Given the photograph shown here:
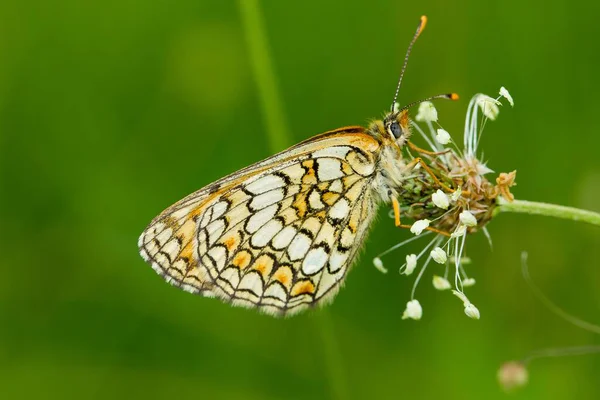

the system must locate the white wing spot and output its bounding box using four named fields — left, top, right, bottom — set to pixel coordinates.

left=171, top=206, right=193, bottom=221
left=206, top=219, right=226, bottom=246
left=316, top=158, right=345, bottom=181
left=251, top=218, right=283, bottom=248
left=238, top=272, right=264, bottom=296
left=220, top=267, right=240, bottom=288
left=280, top=164, right=306, bottom=184
left=272, top=226, right=297, bottom=250
left=329, top=198, right=350, bottom=220
left=309, top=189, right=325, bottom=210
left=199, top=209, right=212, bottom=228
left=246, top=204, right=279, bottom=234
left=288, top=232, right=312, bottom=261
left=302, top=247, right=328, bottom=275
left=211, top=201, right=229, bottom=220
left=162, top=238, right=181, bottom=260
left=264, top=283, right=287, bottom=302
left=329, top=179, right=343, bottom=193
left=208, top=246, right=227, bottom=271
left=245, top=174, right=285, bottom=195
left=249, top=188, right=284, bottom=210
left=340, top=228, right=355, bottom=248
left=155, top=228, right=172, bottom=246
left=328, top=250, right=349, bottom=273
